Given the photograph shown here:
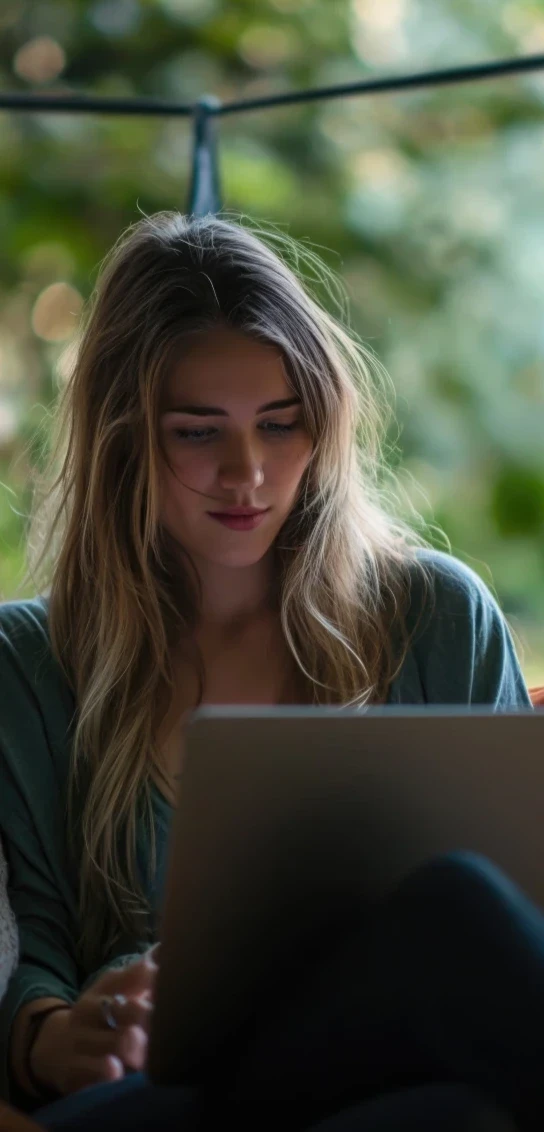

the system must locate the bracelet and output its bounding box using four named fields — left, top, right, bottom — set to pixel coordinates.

left=23, top=1003, right=71, bottom=1101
